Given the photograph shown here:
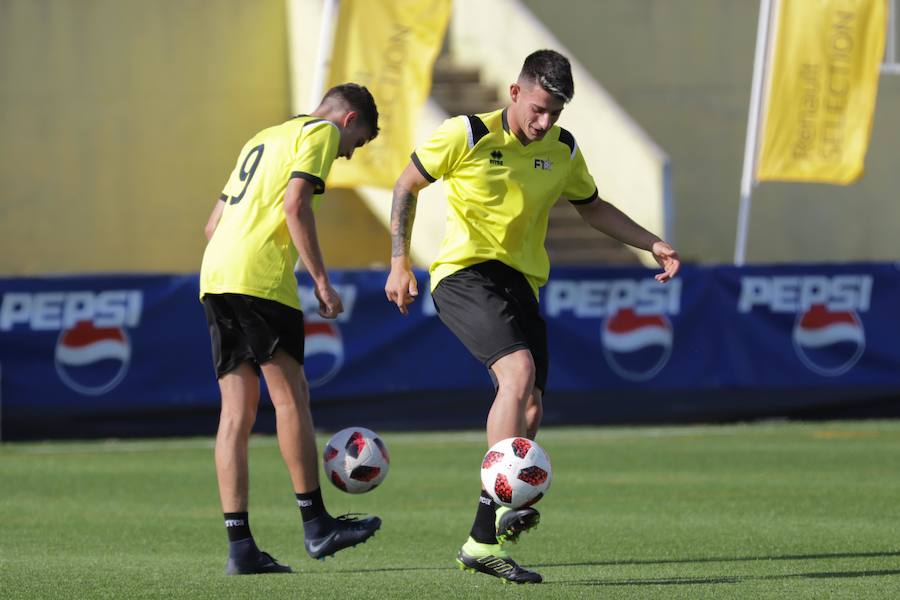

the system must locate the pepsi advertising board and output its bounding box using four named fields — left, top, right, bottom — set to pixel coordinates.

left=1, top=263, right=899, bottom=440
left=540, top=265, right=900, bottom=390
left=0, top=274, right=214, bottom=437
